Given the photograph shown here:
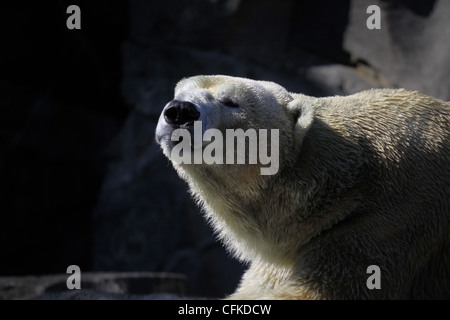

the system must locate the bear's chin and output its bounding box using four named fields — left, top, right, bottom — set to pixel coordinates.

left=174, top=162, right=266, bottom=185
